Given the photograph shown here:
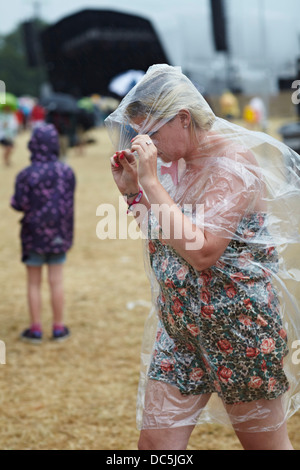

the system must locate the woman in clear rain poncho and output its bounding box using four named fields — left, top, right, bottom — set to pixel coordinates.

left=105, top=64, right=300, bottom=450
